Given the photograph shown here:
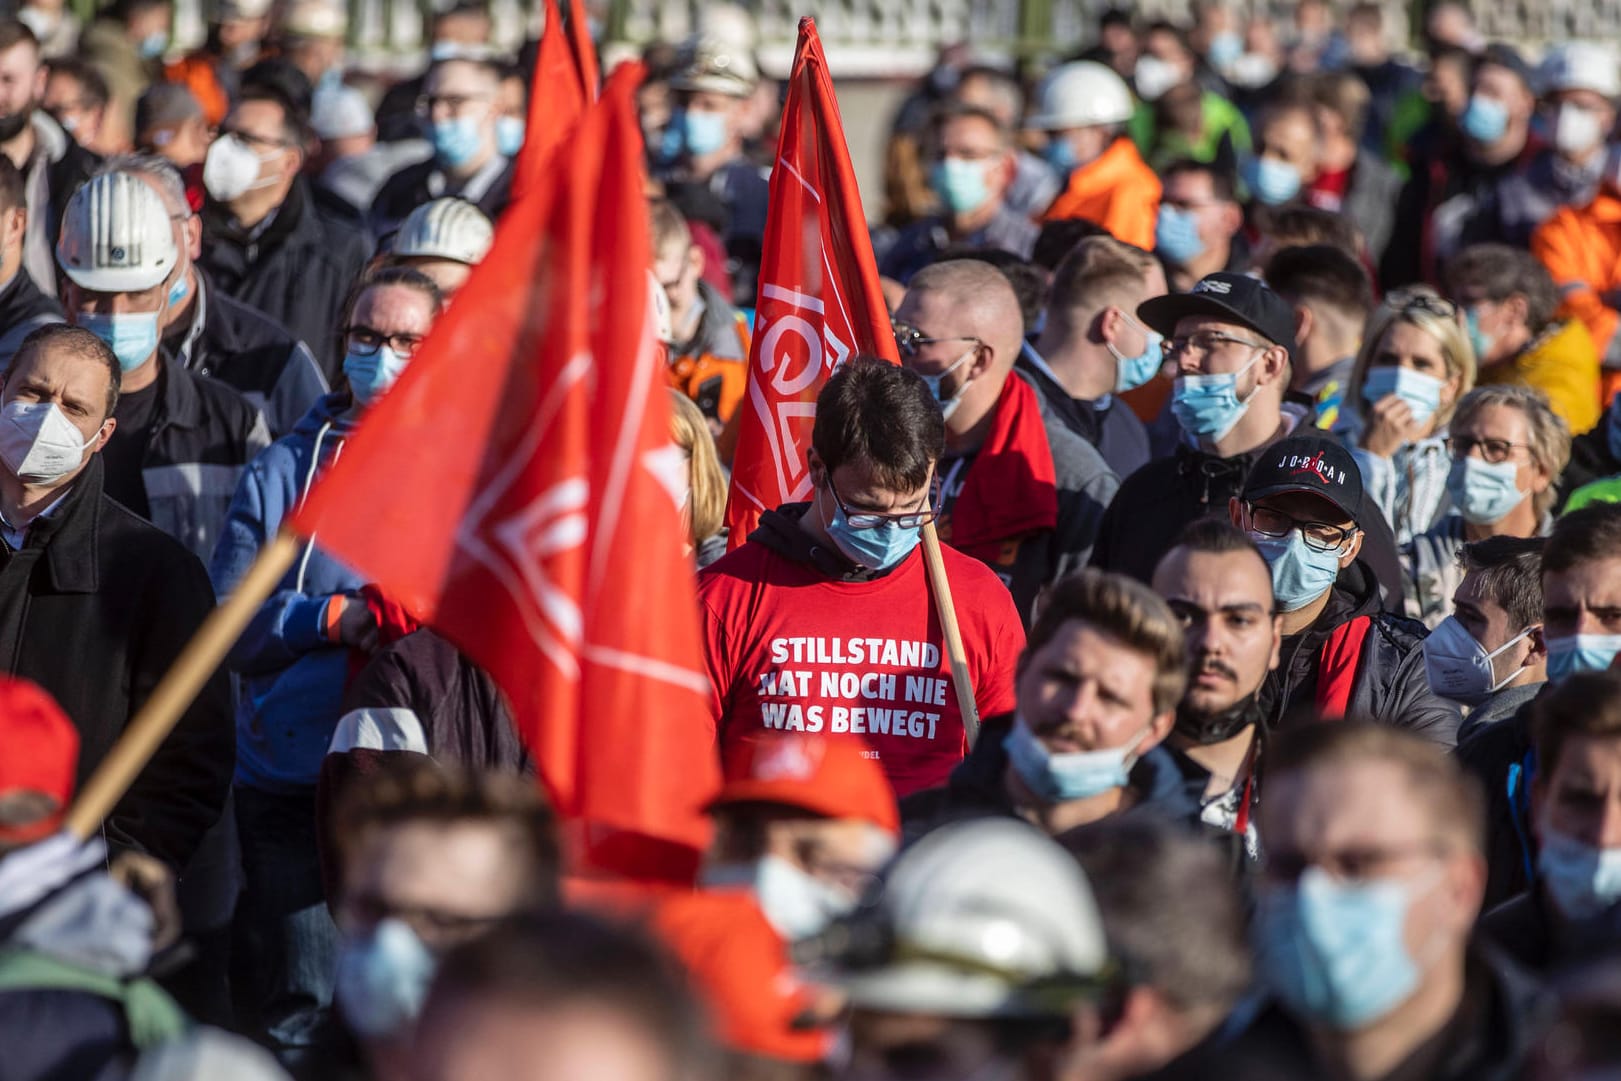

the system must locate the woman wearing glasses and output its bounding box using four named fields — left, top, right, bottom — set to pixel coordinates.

left=1341, top=288, right=1477, bottom=545
left=208, top=265, right=444, bottom=1053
